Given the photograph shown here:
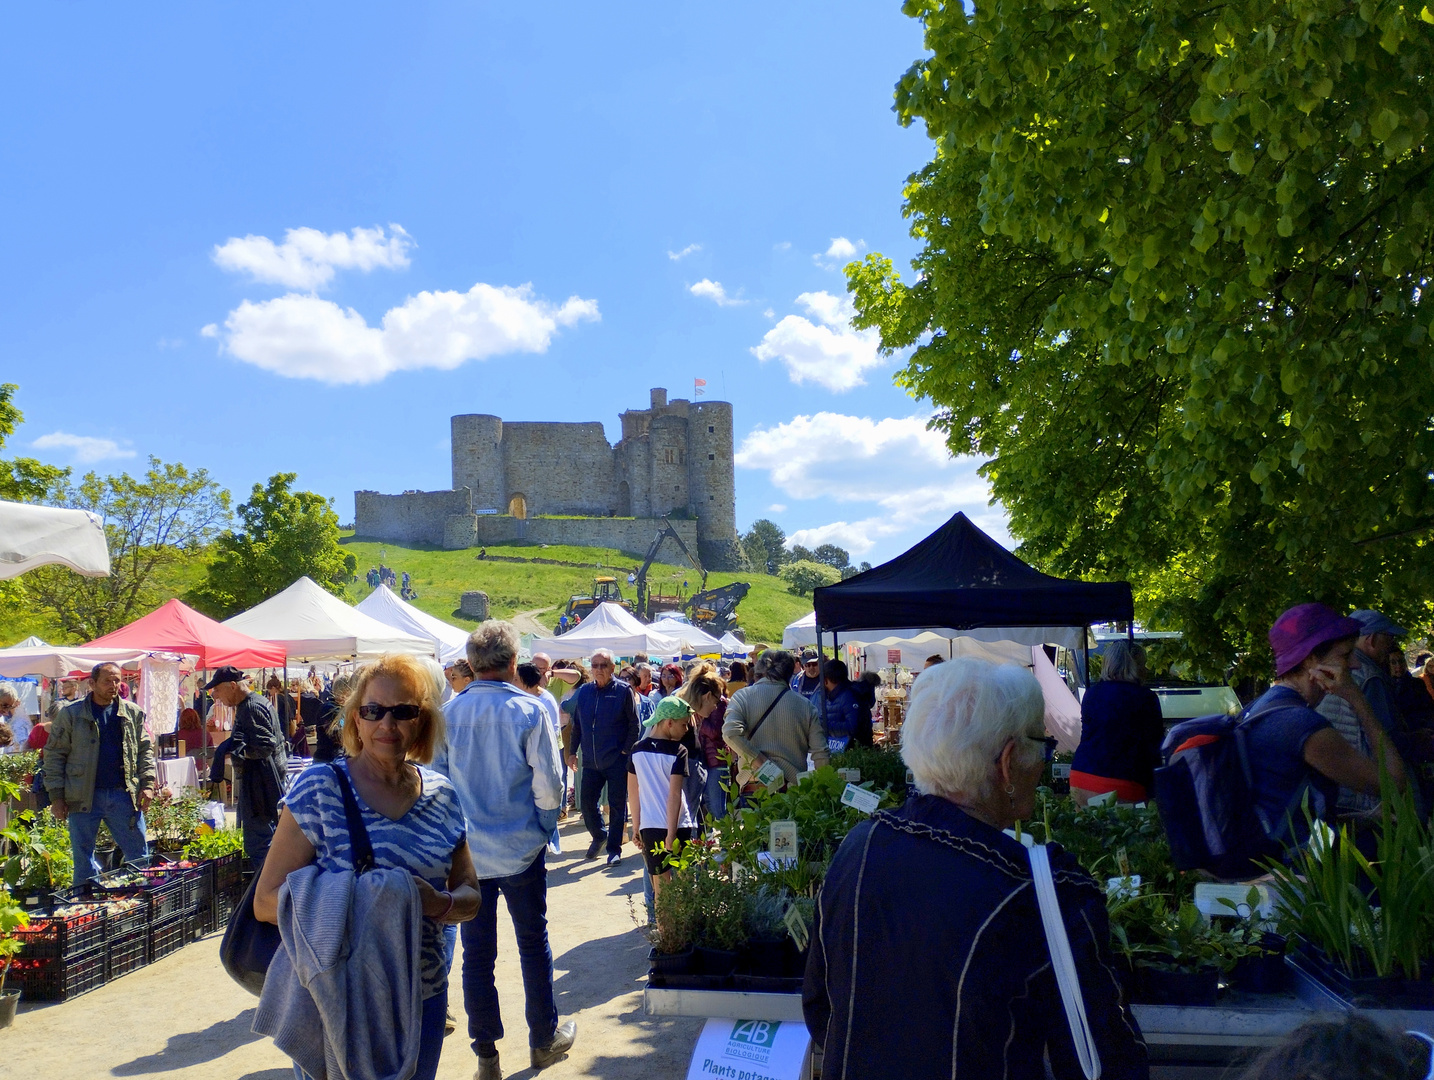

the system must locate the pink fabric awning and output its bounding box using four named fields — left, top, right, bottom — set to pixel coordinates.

left=86, top=598, right=287, bottom=669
